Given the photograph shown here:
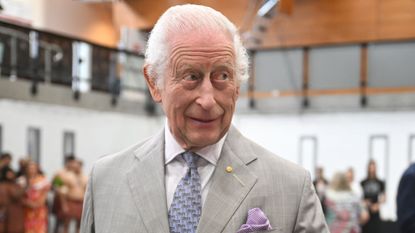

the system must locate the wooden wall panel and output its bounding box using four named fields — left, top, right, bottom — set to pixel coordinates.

left=40, top=0, right=119, bottom=47
left=119, top=0, right=415, bottom=49
left=378, top=0, right=415, bottom=40
left=251, top=0, right=415, bottom=49
left=124, top=0, right=253, bottom=30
